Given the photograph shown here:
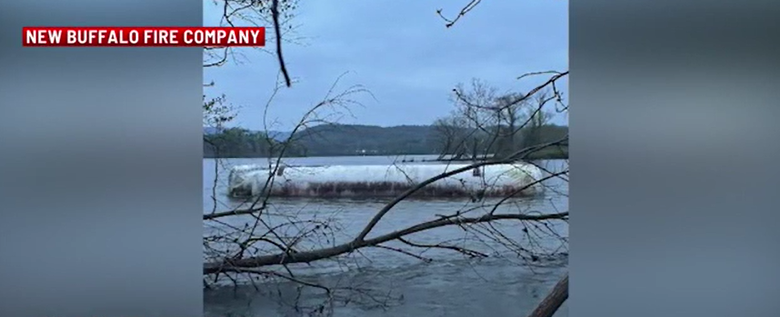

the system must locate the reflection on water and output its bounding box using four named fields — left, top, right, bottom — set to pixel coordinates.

left=203, top=155, right=568, bottom=317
